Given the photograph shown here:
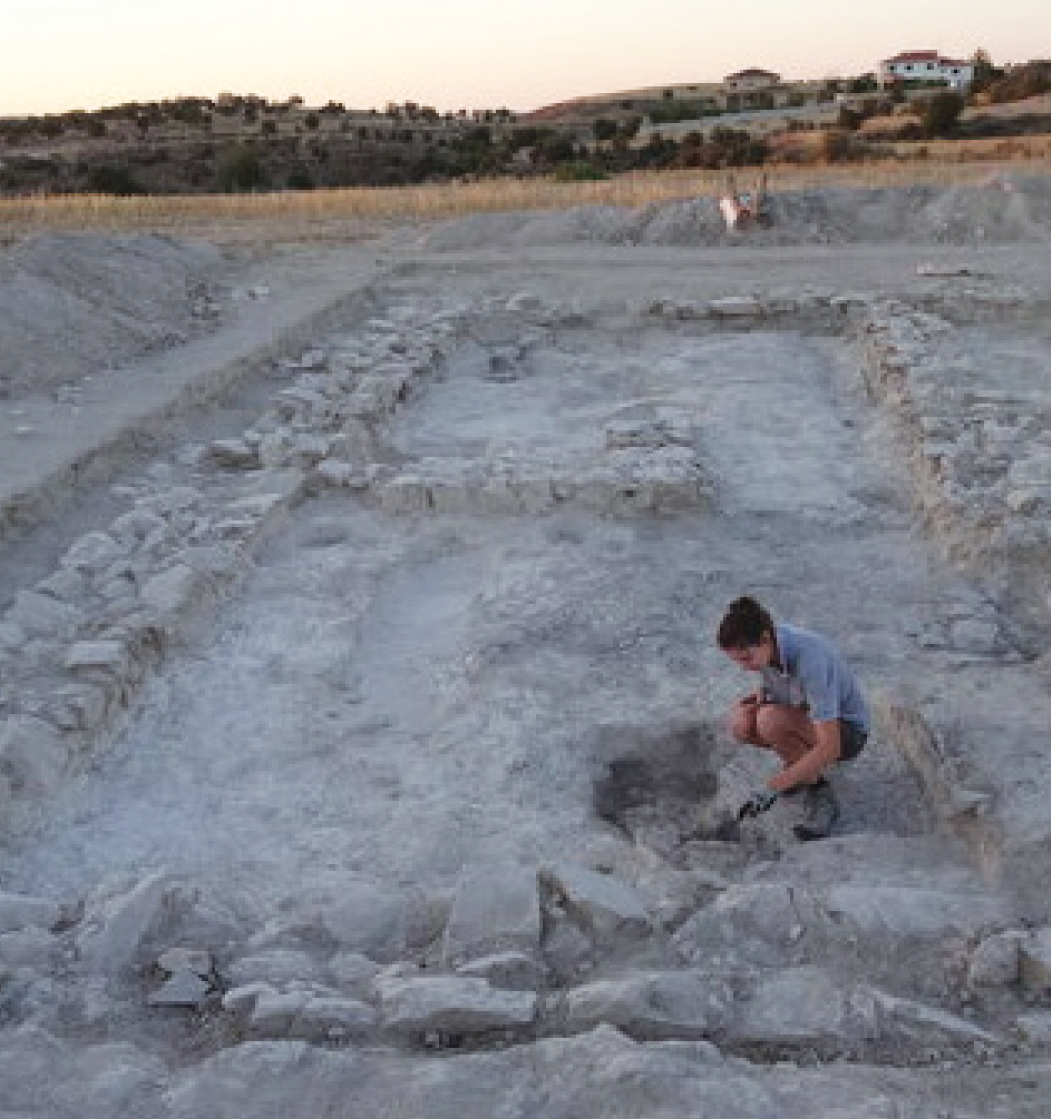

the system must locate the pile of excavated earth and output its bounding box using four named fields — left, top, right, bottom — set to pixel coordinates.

left=1, top=175, right=1051, bottom=1116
